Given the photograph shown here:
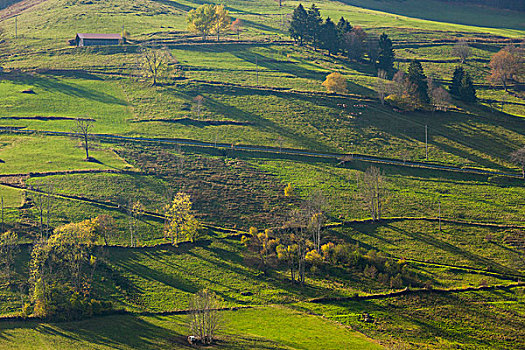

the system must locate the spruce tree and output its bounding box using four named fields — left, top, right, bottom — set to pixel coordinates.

left=289, top=4, right=308, bottom=45
left=377, top=32, right=394, bottom=73
left=450, top=66, right=464, bottom=97
left=459, top=72, right=477, bottom=102
left=336, top=17, right=352, bottom=55
left=320, top=17, right=338, bottom=56
left=407, top=60, right=430, bottom=104
left=306, top=4, right=322, bottom=49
